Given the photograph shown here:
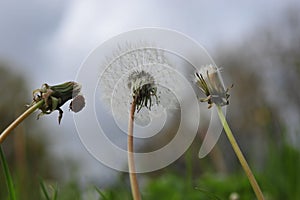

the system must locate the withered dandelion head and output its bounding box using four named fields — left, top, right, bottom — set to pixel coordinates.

left=31, top=81, right=85, bottom=124
left=194, top=64, right=231, bottom=108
